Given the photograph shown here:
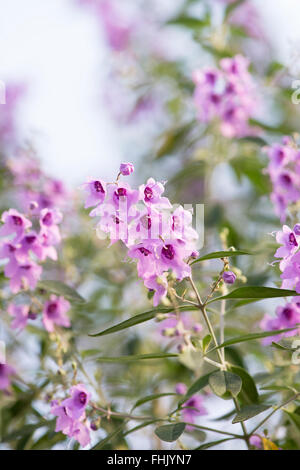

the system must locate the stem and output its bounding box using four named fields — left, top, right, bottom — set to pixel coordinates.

left=182, top=422, right=242, bottom=438
left=188, top=276, right=224, bottom=366
left=220, top=299, right=226, bottom=362
left=188, top=274, right=251, bottom=449
left=250, top=392, right=300, bottom=436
